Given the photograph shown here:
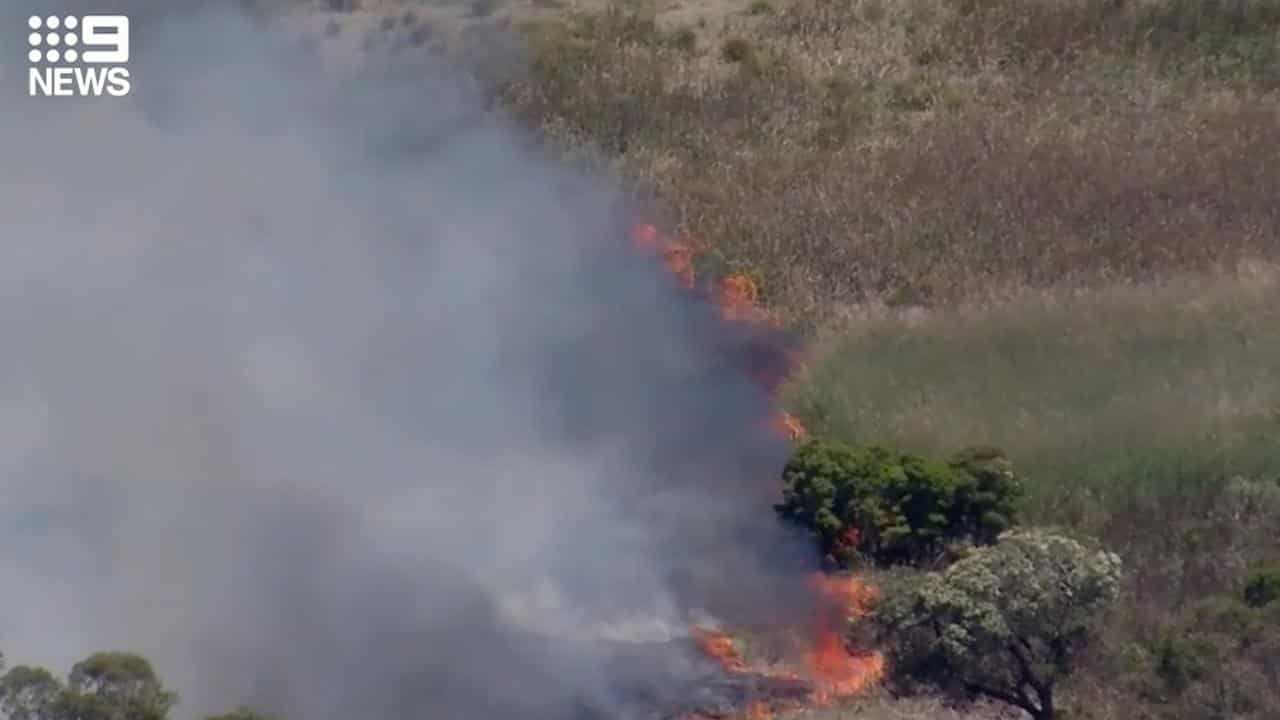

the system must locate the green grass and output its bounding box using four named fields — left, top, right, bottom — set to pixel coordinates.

left=783, top=270, right=1280, bottom=717
left=784, top=270, right=1280, bottom=534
